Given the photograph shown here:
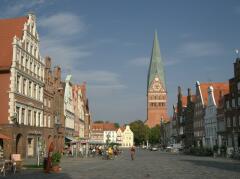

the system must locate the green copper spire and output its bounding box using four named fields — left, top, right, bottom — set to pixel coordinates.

left=147, top=30, right=166, bottom=90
